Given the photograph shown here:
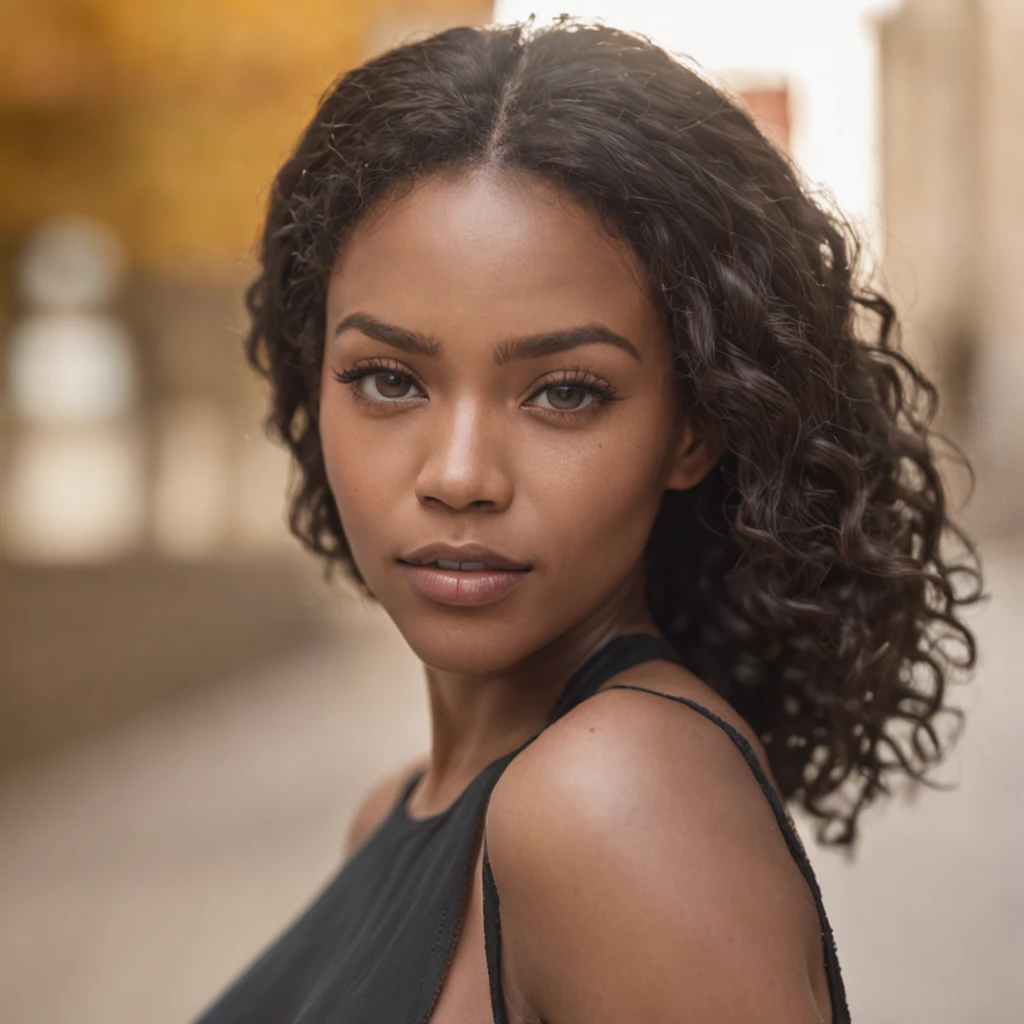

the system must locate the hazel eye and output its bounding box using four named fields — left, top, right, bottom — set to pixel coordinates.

left=362, top=371, right=423, bottom=401
left=532, top=384, right=595, bottom=412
